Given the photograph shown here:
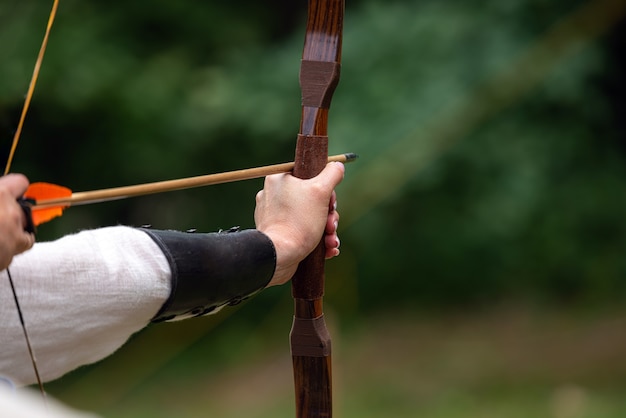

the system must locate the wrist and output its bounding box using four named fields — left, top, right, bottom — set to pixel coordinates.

left=260, top=228, right=305, bottom=287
